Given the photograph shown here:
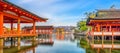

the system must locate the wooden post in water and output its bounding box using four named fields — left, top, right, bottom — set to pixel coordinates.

left=97, top=48, right=100, bottom=53
left=17, top=37, right=21, bottom=50
left=0, top=38, right=3, bottom=53
left=33, top=48, right=35, bottom=53
left=109, top=48, right=111, bottom=53
left=11, top=37, right=14, bottom=47
left=17, top=18, right=21, bottom=50
left=32, top=36, right=36, bottom=46
left=10, top=21, right=15, bottom=47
